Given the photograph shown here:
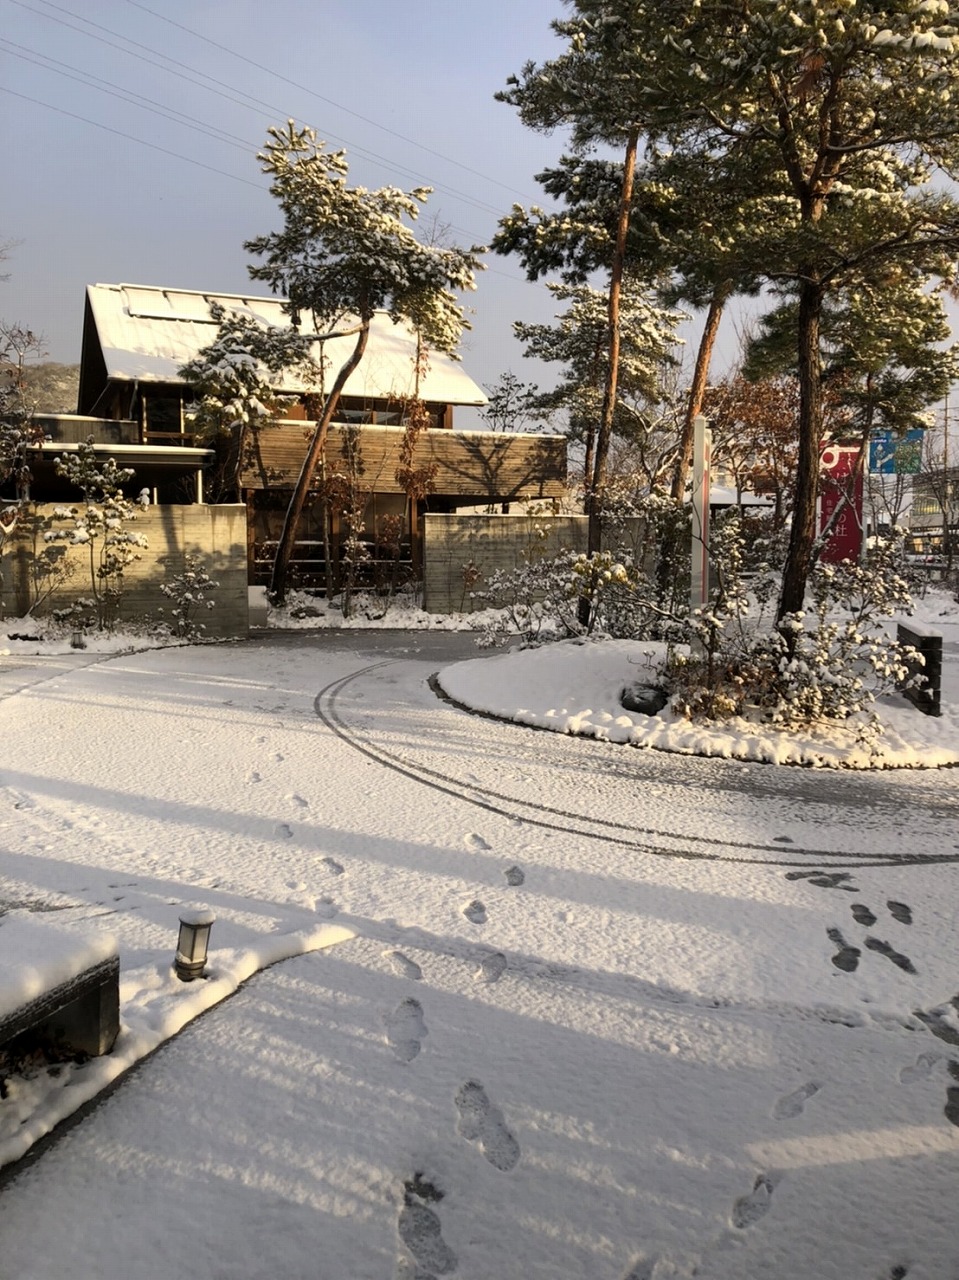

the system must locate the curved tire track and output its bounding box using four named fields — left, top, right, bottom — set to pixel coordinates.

left=314, top=662, right=959, bottom=870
